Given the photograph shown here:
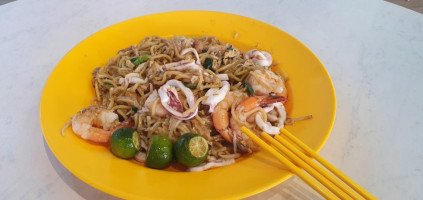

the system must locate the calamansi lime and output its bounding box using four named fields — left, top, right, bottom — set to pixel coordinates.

left=110, top=127, right=139, bottom=159
left=175, top=133, right=209, bottom=167
left=145, top=135, right=173, bottom=169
